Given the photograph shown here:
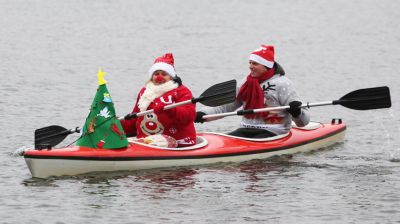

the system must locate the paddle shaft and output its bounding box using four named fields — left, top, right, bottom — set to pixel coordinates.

left=64, top=127, right=81, bottom=135
left=202, top=86, right=391, bottom=120
left=203, top=100, right=343, bottom=119
left=124, top=80, right=236, bottom=119
left=125, top=87, right=231, bottom=118
left=127, top=99, right=195, bottom=119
